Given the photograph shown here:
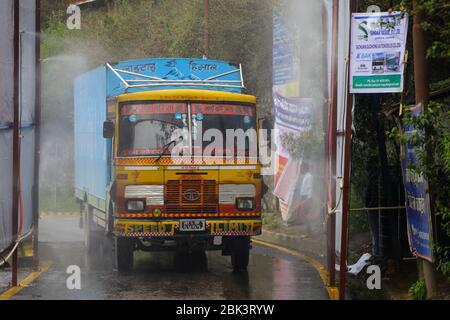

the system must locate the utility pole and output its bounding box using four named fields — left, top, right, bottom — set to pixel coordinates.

left=338, top=0, right=358, bottom=300
left=327, top=0, right=339, bottom=288
left=203, top=0, right=209, bottom=58
left=412, top=0, right=437, bottom=299
left=12, top=0, right=21, bottom=287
